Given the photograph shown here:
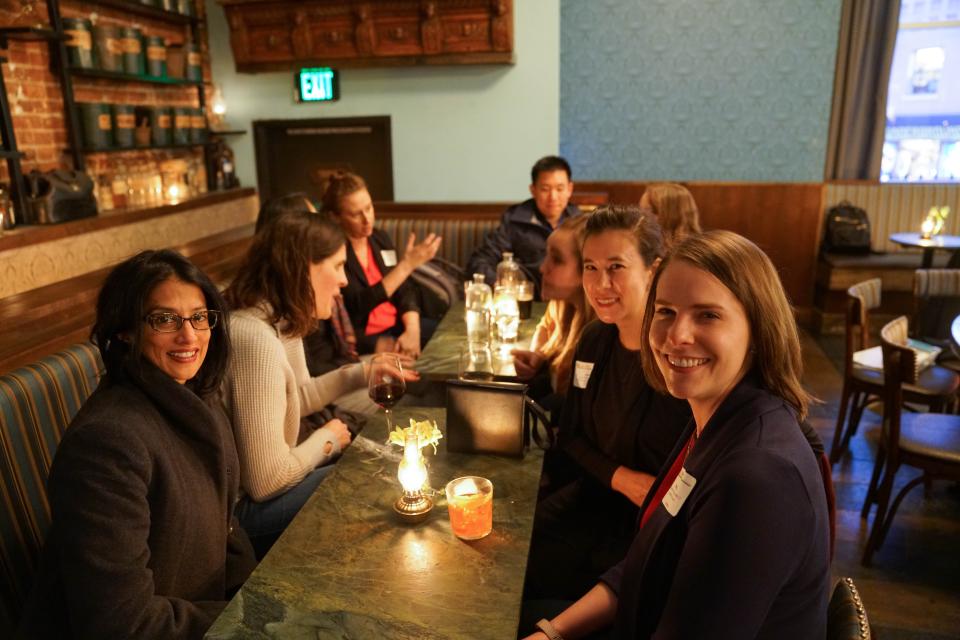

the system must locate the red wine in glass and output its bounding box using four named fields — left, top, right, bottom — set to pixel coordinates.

left=370, top=382, right=405, bottom=408
left=368, top=354, right=406, bottom=433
